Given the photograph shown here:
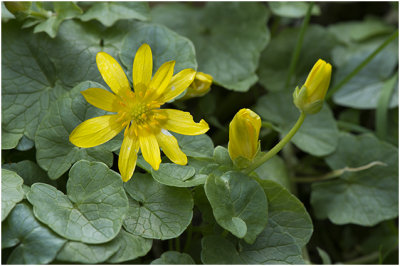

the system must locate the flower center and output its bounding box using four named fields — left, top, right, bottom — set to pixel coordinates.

left=131, top=102, right=148, bottom=125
